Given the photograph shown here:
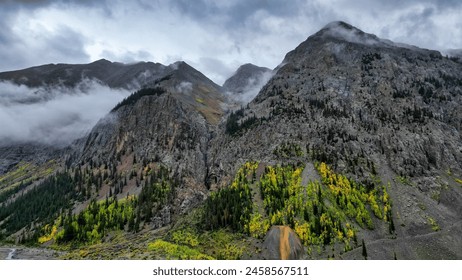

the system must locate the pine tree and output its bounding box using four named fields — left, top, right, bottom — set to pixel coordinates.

left=389, top=214, right=395, bottom=234
left=362, top=239, right=368, bottom=260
